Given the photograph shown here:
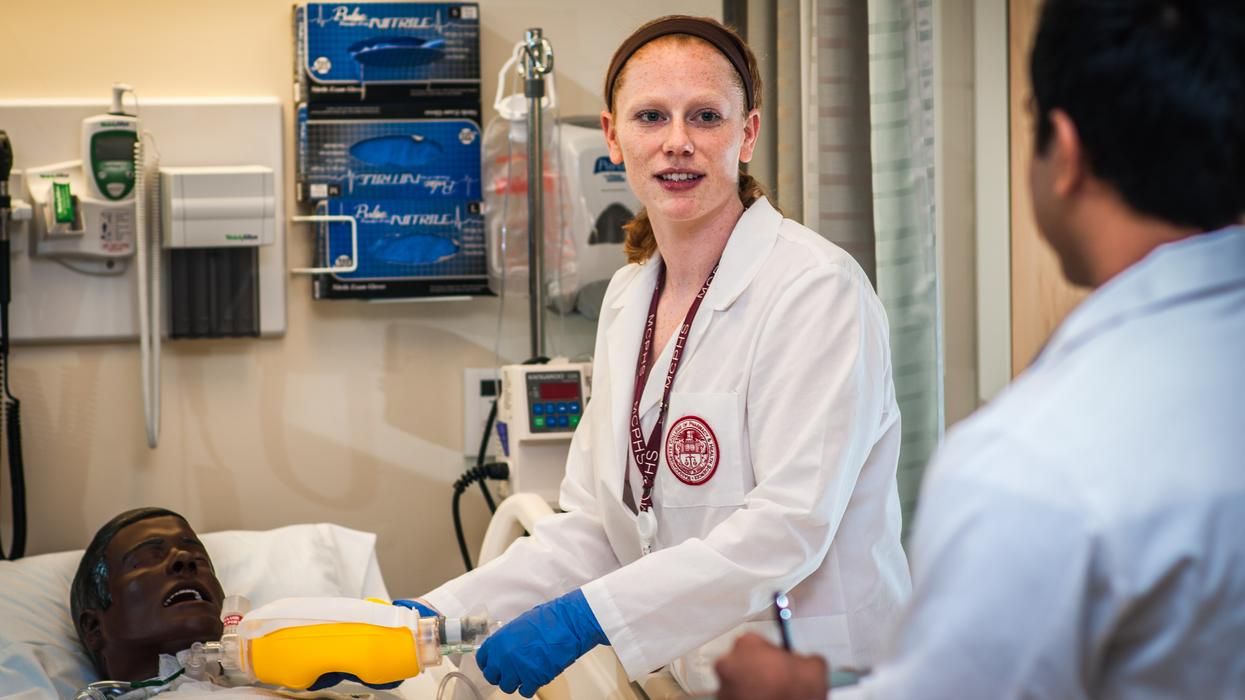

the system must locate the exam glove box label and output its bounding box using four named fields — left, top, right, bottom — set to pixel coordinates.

left=297, top=108, right=482, bottom=201
left=312, top=197, right=490, bottom=300
left=295, top=2, right=480, bottom=88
